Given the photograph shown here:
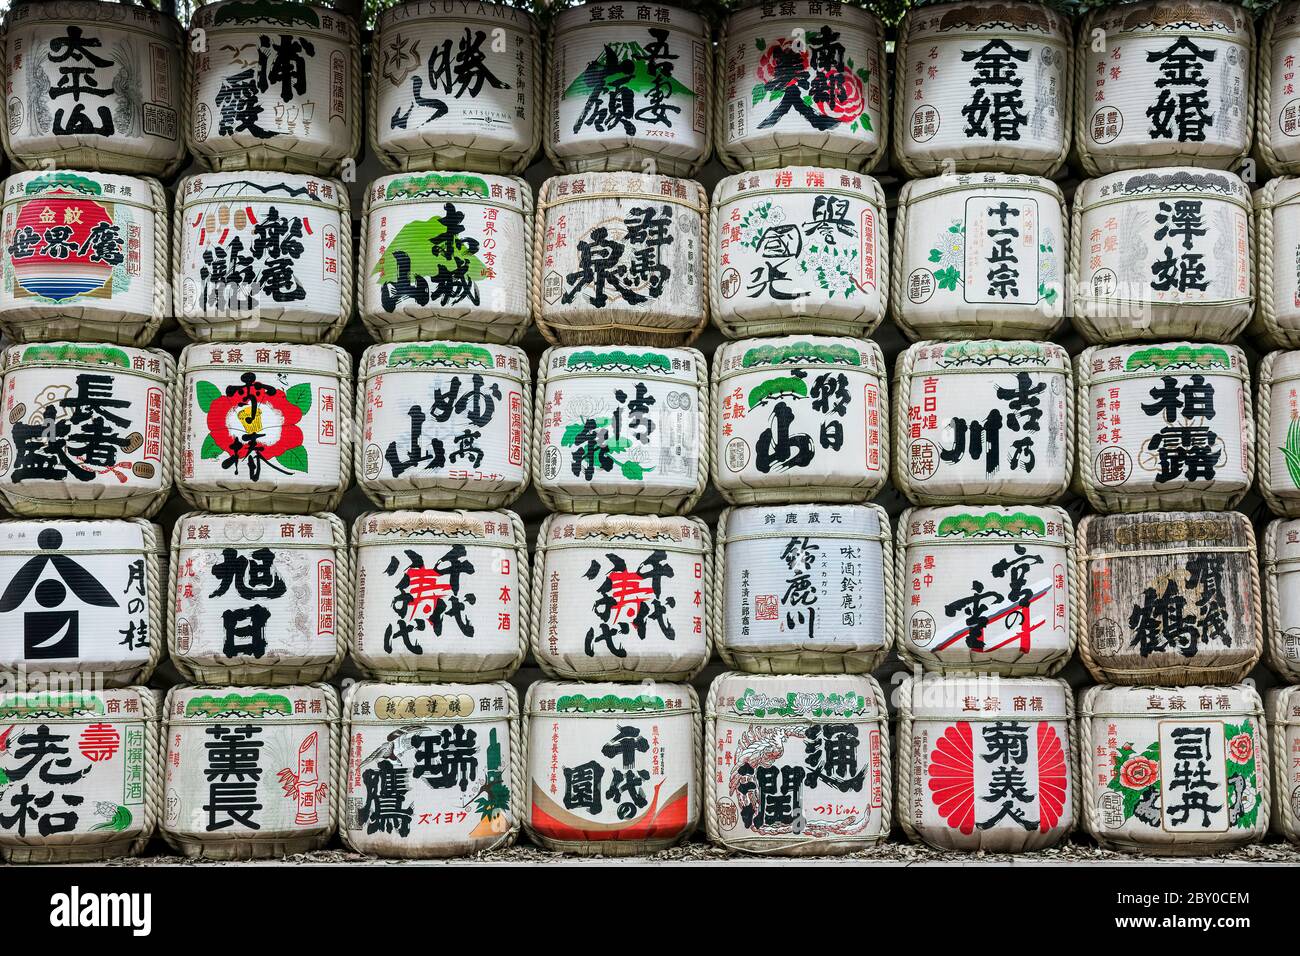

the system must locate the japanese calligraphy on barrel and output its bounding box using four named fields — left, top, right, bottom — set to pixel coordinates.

left=1262, top=518, right=1300, bottom=682
left=1257, top=349, right=1300, bottom=516
left=1260, top=3, right=1300, bottom=176
left=1267, top=687, right=1300, bottom=843
left=1251, top=177, right=1300, bottom=349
